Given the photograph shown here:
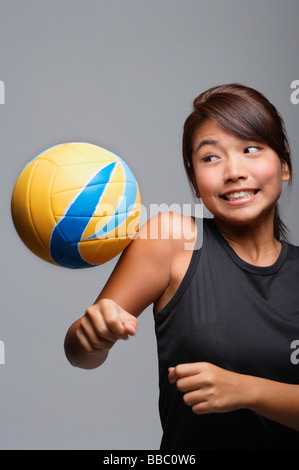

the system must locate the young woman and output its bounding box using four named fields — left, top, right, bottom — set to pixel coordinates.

left=64, top=84, right=299, bottom=450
